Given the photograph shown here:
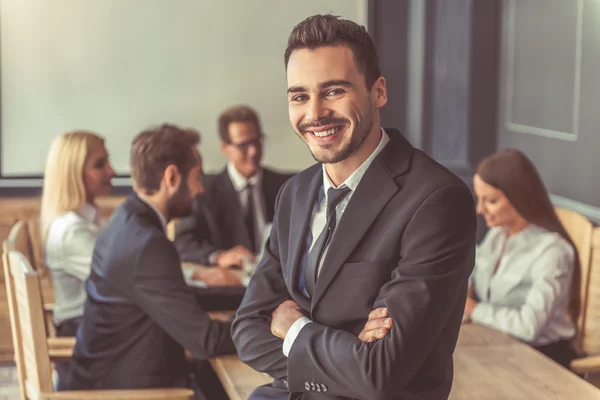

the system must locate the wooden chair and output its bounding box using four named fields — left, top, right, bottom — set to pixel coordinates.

left=0, top=217, right=18, bottom=362
left=4, top=245, right=194, bottom=400
left=570, top=227, right=600, bottom=375
left=27, top=217, right=56, bottom=306
left=8, top=220, right=56, bottom=338
left=7, top=221, right=36, bottom=268
left=3, top=239, right=77, bottom=399
left=2, top=240, right=27, bottom=400
left=555, top=207, right=595, bottom=357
